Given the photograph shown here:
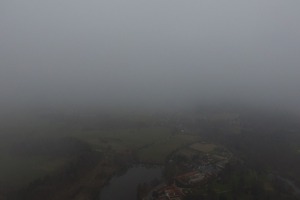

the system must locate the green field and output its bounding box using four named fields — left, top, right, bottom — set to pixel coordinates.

left=72, top=127, right=173, bottom=151
left=72, top=126, right=202, bottom=164
left=2, top=111, right=244, bottom=191
left=137, top=134, right=201, bottom=163
left=190, top=143, right=217, bottom=153
left=0, top=153, right=71, bottom=186
left=0, top=113, right=203, bottom=187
